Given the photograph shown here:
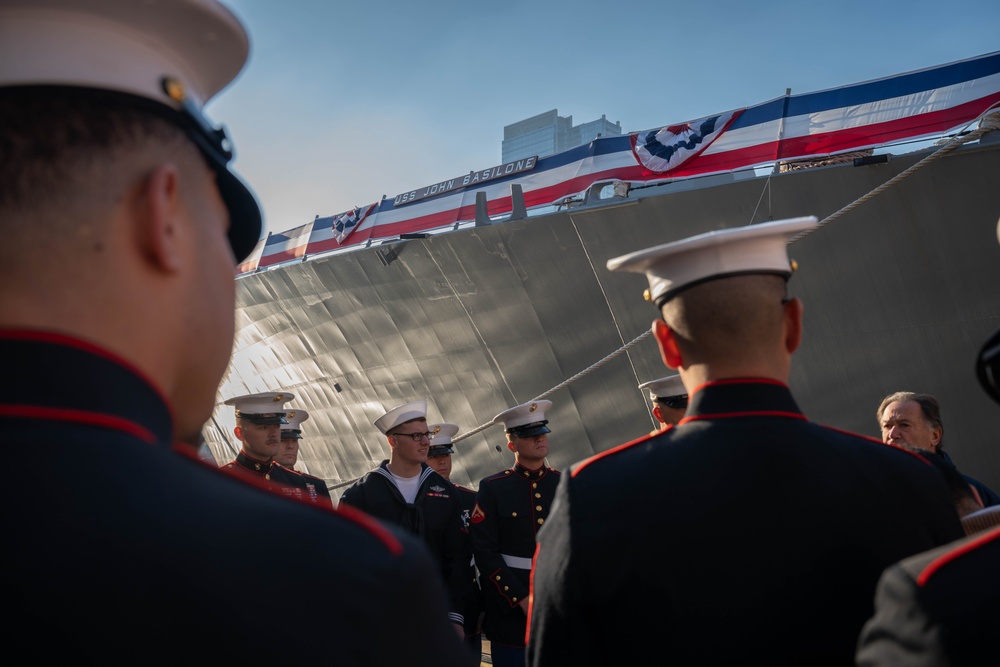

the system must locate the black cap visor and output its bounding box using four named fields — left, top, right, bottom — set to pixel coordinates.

left=508, top=421, right=551, bottom=439
left=169, top=86, right=262, bottom=263
left=239, top=413, right=287, bottom=426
